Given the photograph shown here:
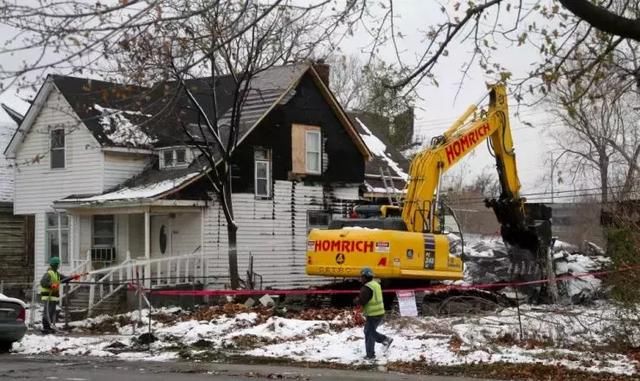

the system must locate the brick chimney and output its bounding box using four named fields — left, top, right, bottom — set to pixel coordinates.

left=313, top=59, right=330, bottom=88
